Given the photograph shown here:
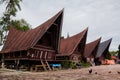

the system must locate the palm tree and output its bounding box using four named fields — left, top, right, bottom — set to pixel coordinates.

left=0, top=0, right=22, bottom=16
left=0, top=0, right=31, bottom=44
left=0, top=0, right=22, bottom=30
